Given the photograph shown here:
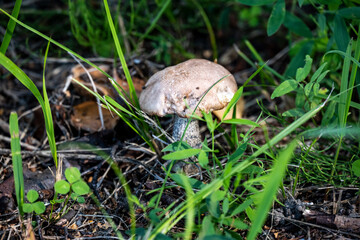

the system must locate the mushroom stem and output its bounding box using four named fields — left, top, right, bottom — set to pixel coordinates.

left=172, top=115, right=201, bottom=148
